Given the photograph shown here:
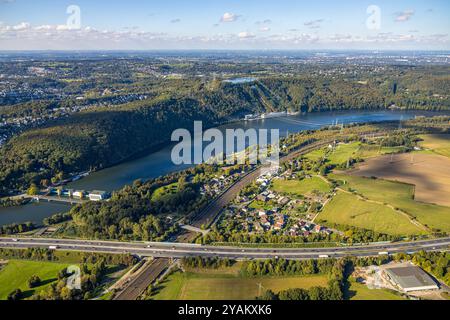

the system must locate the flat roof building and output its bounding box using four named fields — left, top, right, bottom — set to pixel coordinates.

left=88, top=190, right=108, bottom=202
left=383, top=263, right=439, bottom=292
